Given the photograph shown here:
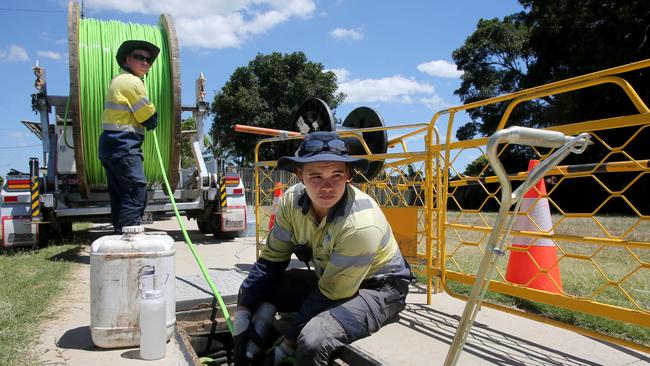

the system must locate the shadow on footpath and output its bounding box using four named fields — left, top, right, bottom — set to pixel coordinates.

left=396, top=290, right=650, bottom=365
